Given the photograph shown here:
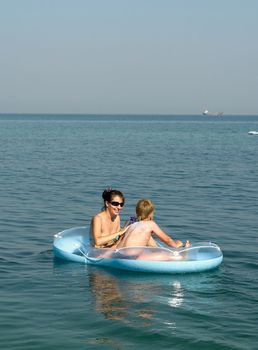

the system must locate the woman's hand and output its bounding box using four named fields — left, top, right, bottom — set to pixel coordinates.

left=123, top=221, right=130, bottom=228
left=119, top=226, right=129, bottom=236
left=112, top=226, right=129, bottom=246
